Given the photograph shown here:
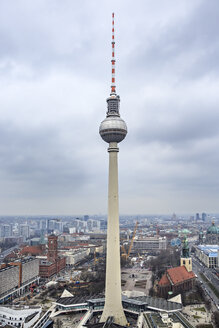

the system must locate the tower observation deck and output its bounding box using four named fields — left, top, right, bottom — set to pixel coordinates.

left=99, top=13, right=127, bottom=326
